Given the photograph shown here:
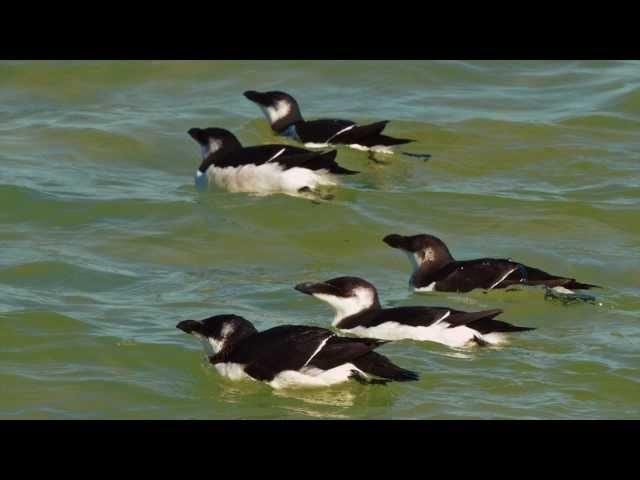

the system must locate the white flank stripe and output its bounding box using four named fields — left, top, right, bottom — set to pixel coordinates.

left=489, top=267, right=518, bottom=290
left=304, top=142, right=330, bottom=149
left=434, top=310, right=451, bottom=326
left=552, top=286, right=576, bottom=294
left=303, top=334, right=334, bottom=368
left=326, top=124, right=357, bottom=143
left=267, top=148, right=286, bottom=163
left=414, top=281, right=436, bottom=292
